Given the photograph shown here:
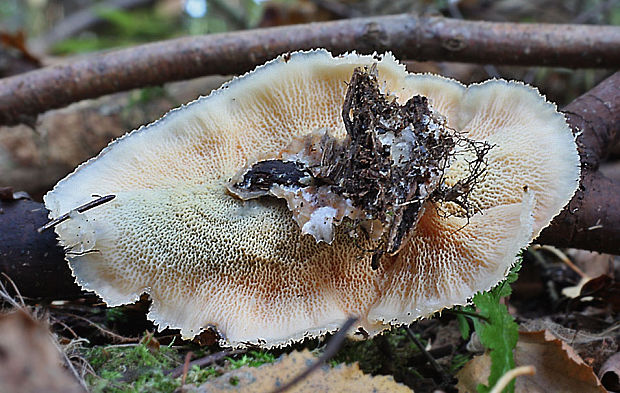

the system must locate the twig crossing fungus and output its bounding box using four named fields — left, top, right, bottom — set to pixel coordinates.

left=44, top=50, right=580, bottom=348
